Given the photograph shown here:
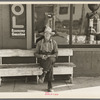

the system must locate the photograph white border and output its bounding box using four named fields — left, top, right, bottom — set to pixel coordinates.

left=0, top=1, right=100, bottom=98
